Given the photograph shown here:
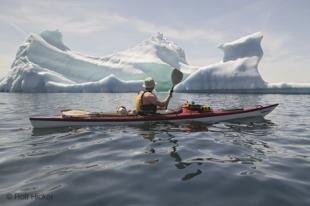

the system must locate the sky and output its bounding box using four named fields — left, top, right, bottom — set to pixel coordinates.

left=0, top=0, right=309, bottom=83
